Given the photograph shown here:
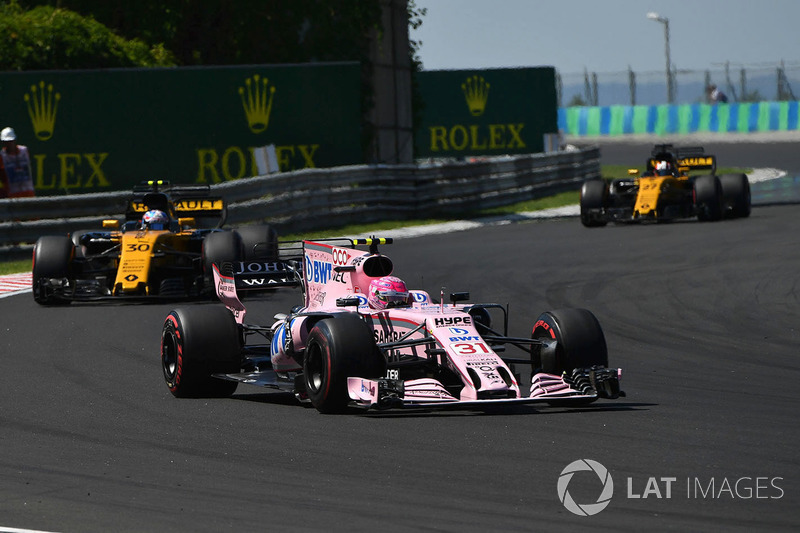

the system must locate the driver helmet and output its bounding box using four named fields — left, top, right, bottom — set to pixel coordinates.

left=142, top=209, right=169, bottom=230
left=367, top=276, right=410, bottom=310
left=655, top=160, right=672, bottom=176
